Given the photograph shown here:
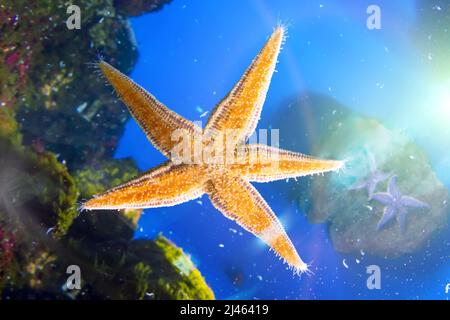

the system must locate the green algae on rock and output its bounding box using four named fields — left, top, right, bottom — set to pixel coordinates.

left=0, top=130, right=79, bottom=240
left=274, top=94, right=449, bottom=257
left=115, top=236, right=215, bottom=300
left=1, top=0, right=138, bottom=170
left=0, top=116, right=214, bottom=299
left=151, top=236, right=214, bottom=300
left=71, top=158, right=142, bottom=241
left=0, top=0, right=215, bottom=300
left=0, top=113, right=78, bottom=294
left=60, top=217, right=215, bottom=300
left=74, top=158, right=140, bottom=199
left=0, top=109, right=22, bottom=147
